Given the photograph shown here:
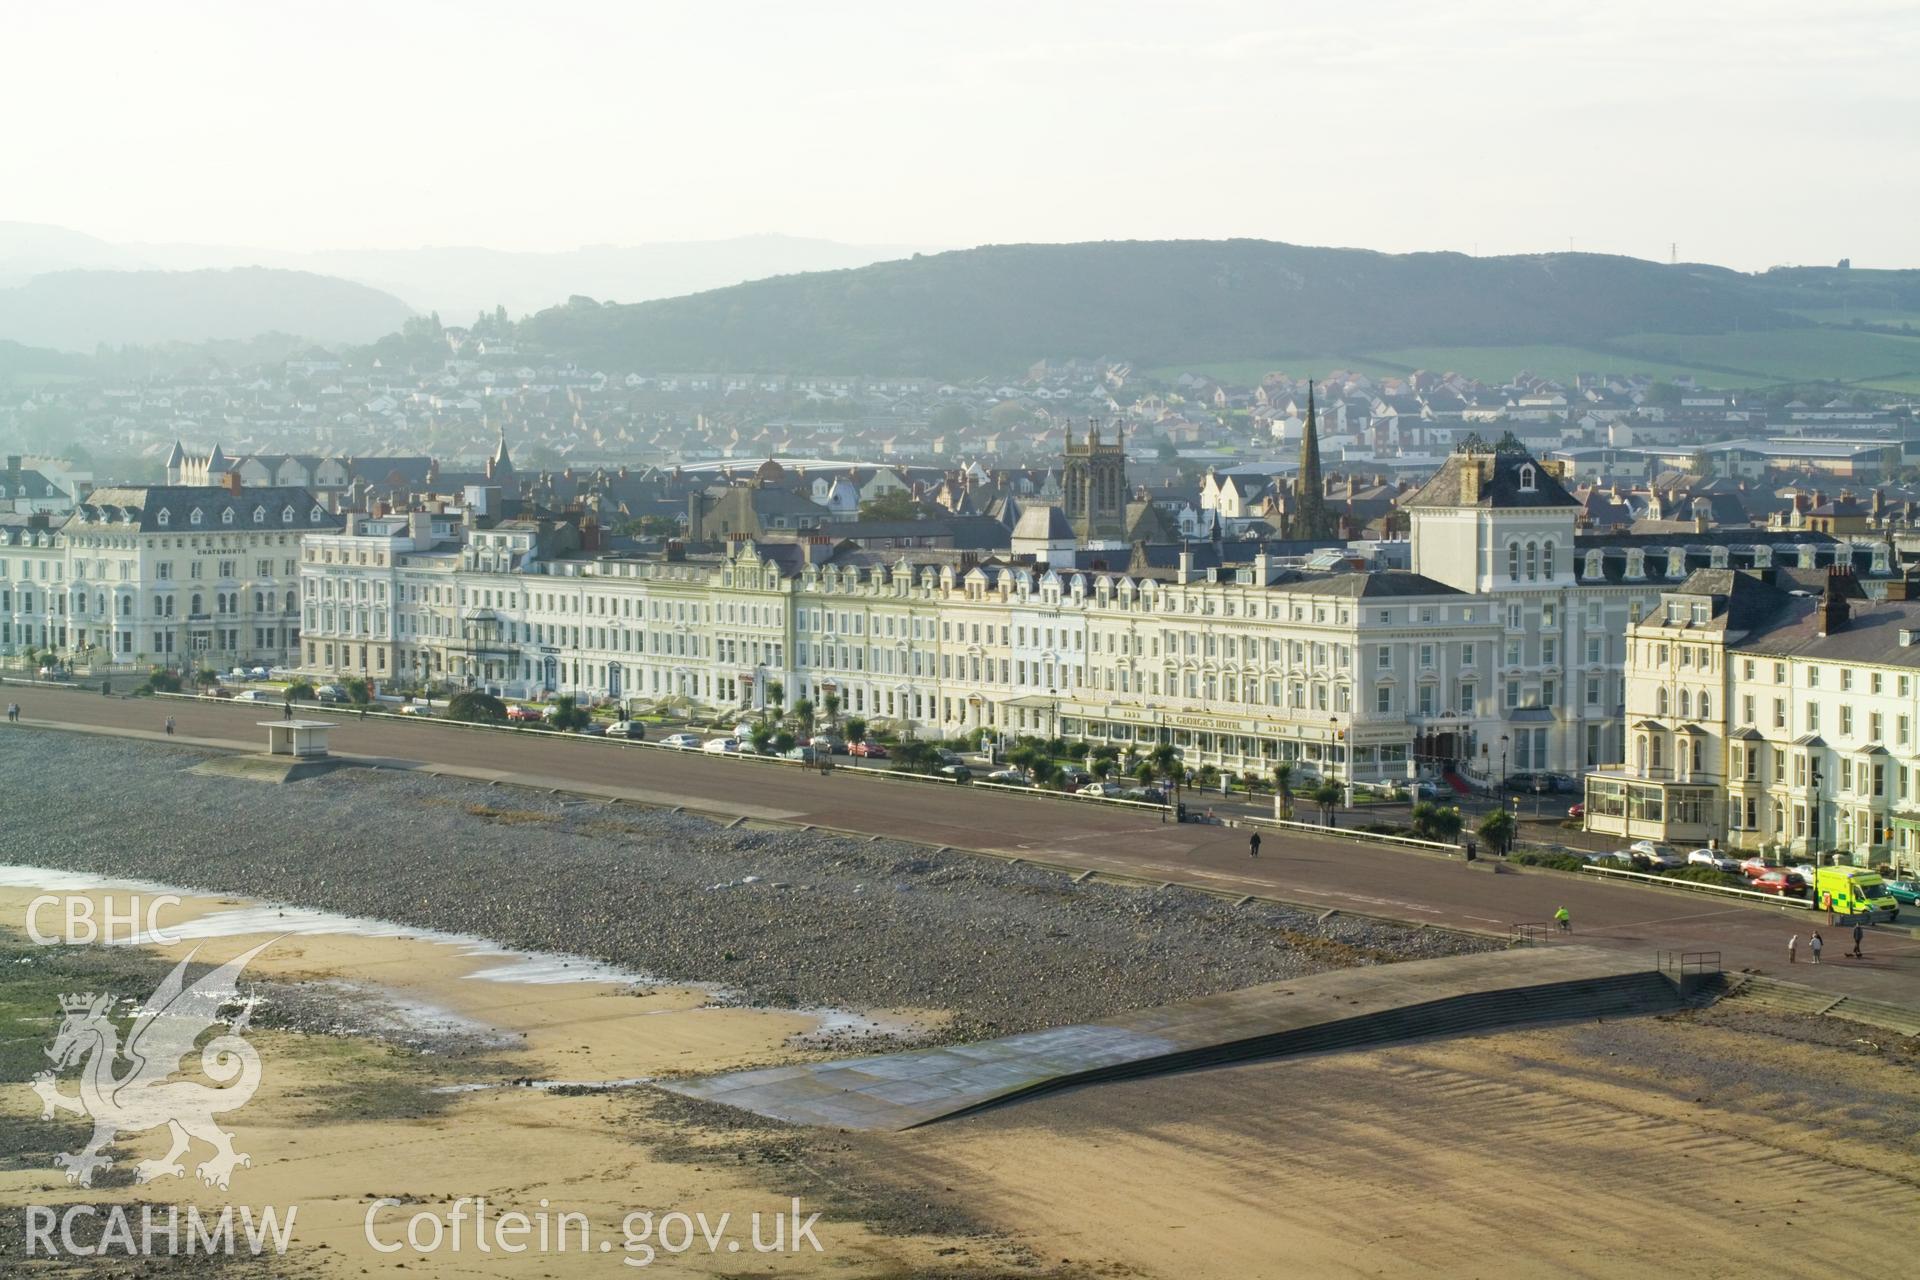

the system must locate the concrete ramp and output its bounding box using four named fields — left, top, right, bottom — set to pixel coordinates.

left=663, top=946, right=1677, bottom=1131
